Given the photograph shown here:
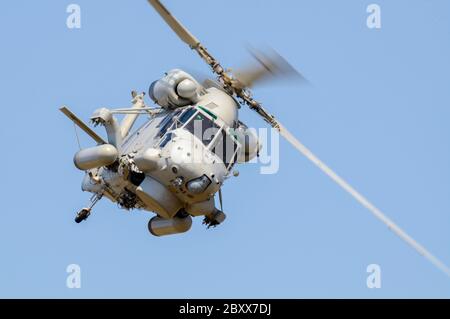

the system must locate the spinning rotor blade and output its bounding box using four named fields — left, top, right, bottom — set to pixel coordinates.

left=147, top=0, right=230, bottom=84
left=146, top=0, right=292, bottom=128
left=276, top=122, right=450, bottom=278
left=147, top=1, right=305, bottom=95
left=233, top=47, right=308, bottom=89
left=147, top=0, right=200, bottom=47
